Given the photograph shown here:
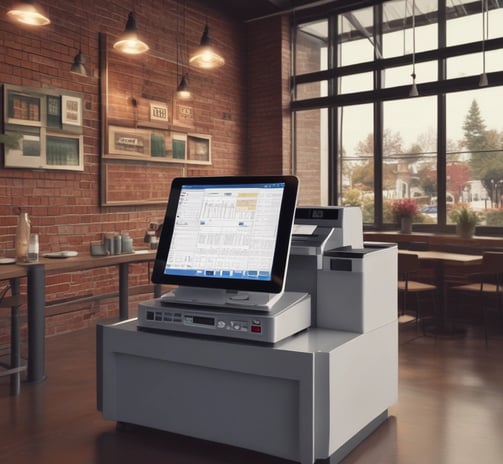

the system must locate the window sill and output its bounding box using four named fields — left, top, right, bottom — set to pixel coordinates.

left=364, top=231, right=503, bottom=253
